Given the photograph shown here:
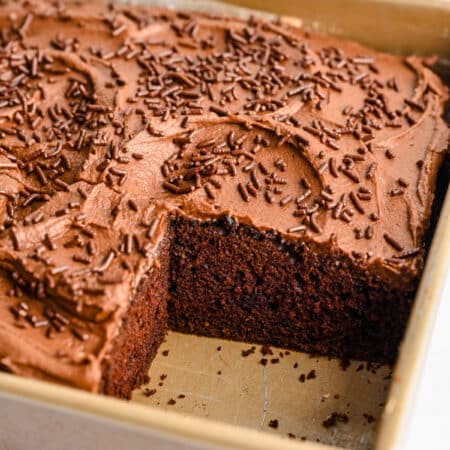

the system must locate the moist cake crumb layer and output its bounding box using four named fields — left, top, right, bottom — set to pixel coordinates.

left=0, top=0, right=448, bottom=398
left=168, top=216, right=415, bottom=363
